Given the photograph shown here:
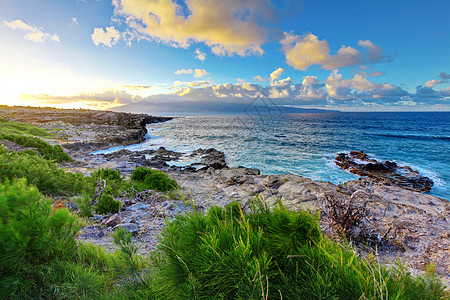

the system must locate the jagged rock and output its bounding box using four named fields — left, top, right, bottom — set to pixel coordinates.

left=126, top=203, right=149, bottom=211
left=114, top=223, right=140, bottom=235
left=262, top=175, right=282, bottom=188
left=335, top=151, right=433, bottom=192
left=216, top=167, right=260, bottom=186
left=103, top=214, right=122, bottom=227
left=160, top=201, right=191, bottom=216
